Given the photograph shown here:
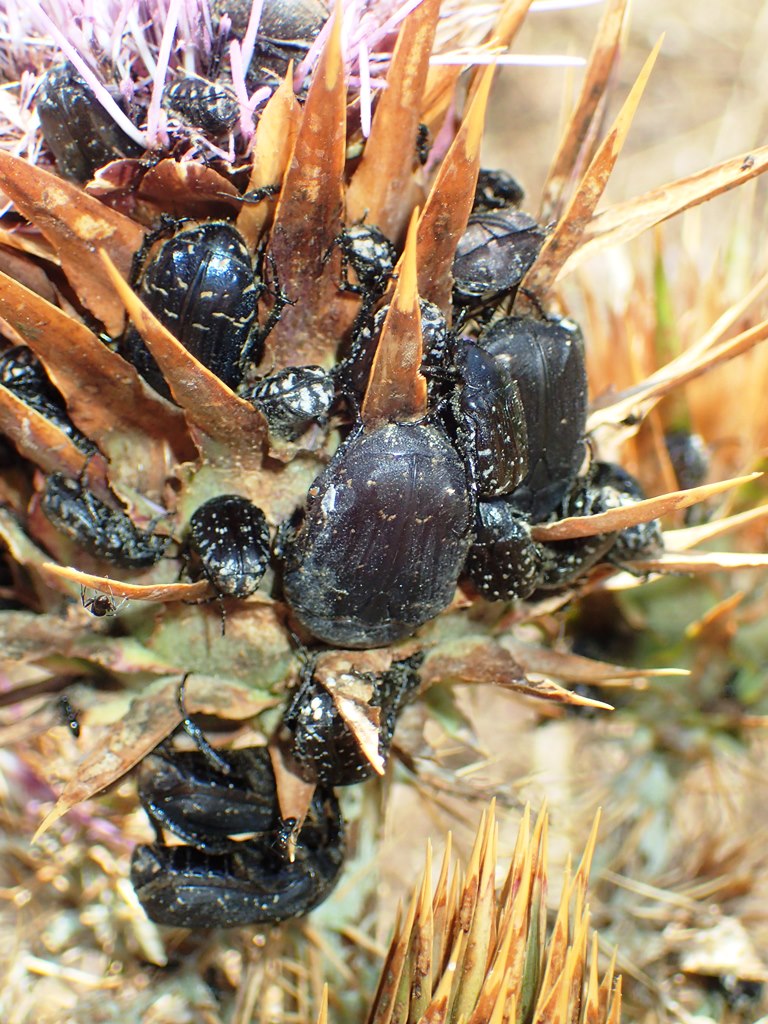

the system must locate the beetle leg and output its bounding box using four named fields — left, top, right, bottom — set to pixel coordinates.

left=177, top=676, right=233, bottom=775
